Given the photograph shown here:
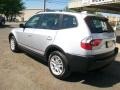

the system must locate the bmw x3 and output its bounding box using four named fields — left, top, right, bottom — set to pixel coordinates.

left=9, top=12, right=118, bottom=79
